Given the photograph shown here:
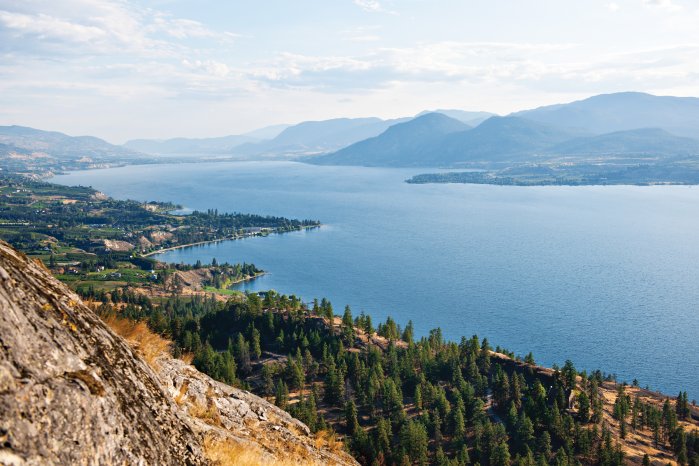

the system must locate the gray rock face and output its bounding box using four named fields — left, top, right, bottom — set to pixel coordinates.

left=0, top=240, right=360, bottom=466
left=157, top=357, right=358, bottom=465
left=0, top=241, right=205, bottom=465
